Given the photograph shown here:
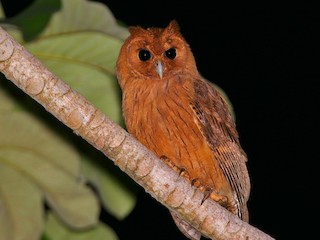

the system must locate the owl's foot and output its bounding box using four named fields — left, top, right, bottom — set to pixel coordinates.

left=160, top=155, right=228, bottom=207
left=209, top=190, right=228, bottom=207
left=178, top=167, right=190, bottom=178
left=201, top=186, right=213, bottom=205
left=160, top=155, right=181, bottom=173
left=160, top=155, right=190, bottom=178
left=191, top=180, right=228, bottom=206
left=191, top=178, right=201, bottom=187
left=191, top=179, right=211, bottom=204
